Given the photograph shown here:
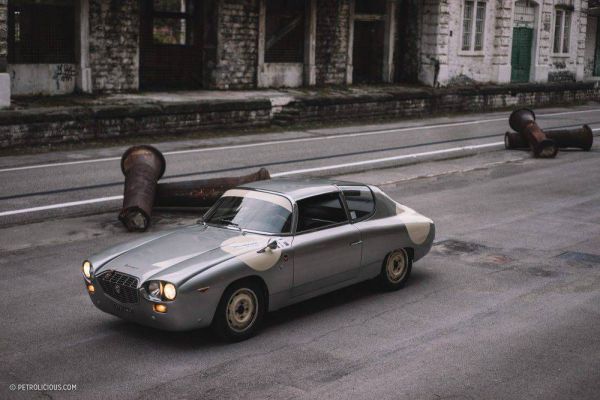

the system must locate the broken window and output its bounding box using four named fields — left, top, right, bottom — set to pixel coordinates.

left=553, top=8, right=571, bottom=54
left=7, top=0, right=75, bottom=64
left=461, top=0, right=486, bottom=52
left=152, top=0, right=195, bottom=46
left=265, top=0, right=305, bottom=63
